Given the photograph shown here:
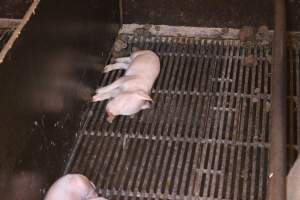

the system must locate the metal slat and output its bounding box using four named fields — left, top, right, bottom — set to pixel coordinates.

left=249, top=46, right=261, bottom=200
left=210, top=42, right=232, bottom=199
left=241, top=46, right=255, bottom=200
left=126, top=38, right=165, bottom=194
left=202, top=41, right=225, bottom=198
left=132, top=40, right=173, bottom=197
left=193, top=40, right=218, bottom=196
left=186, top=42, right=208, bottom=198
left=231, top=44, right=245, bottom=200
left=214, top=43, right=235, bottom=198
left=0, top=29, right=13, bottom=50
left=257, top=48, right=270, bottom=200
left=296, top=48, right=300, bottom=152
left=133, top=39, right=178, bottom=198
left=285, top=45, right=299, bottom=177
